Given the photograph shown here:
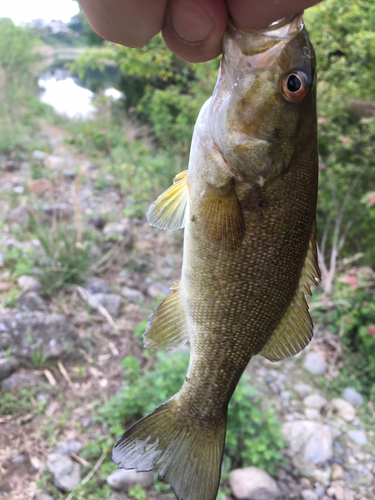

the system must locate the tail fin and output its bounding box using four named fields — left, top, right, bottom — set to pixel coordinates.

left=112, top=398, right=226, bottom=500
